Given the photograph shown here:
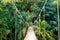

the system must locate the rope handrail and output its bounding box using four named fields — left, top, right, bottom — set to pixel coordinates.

left=37, top=0, right=47, bottom=20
